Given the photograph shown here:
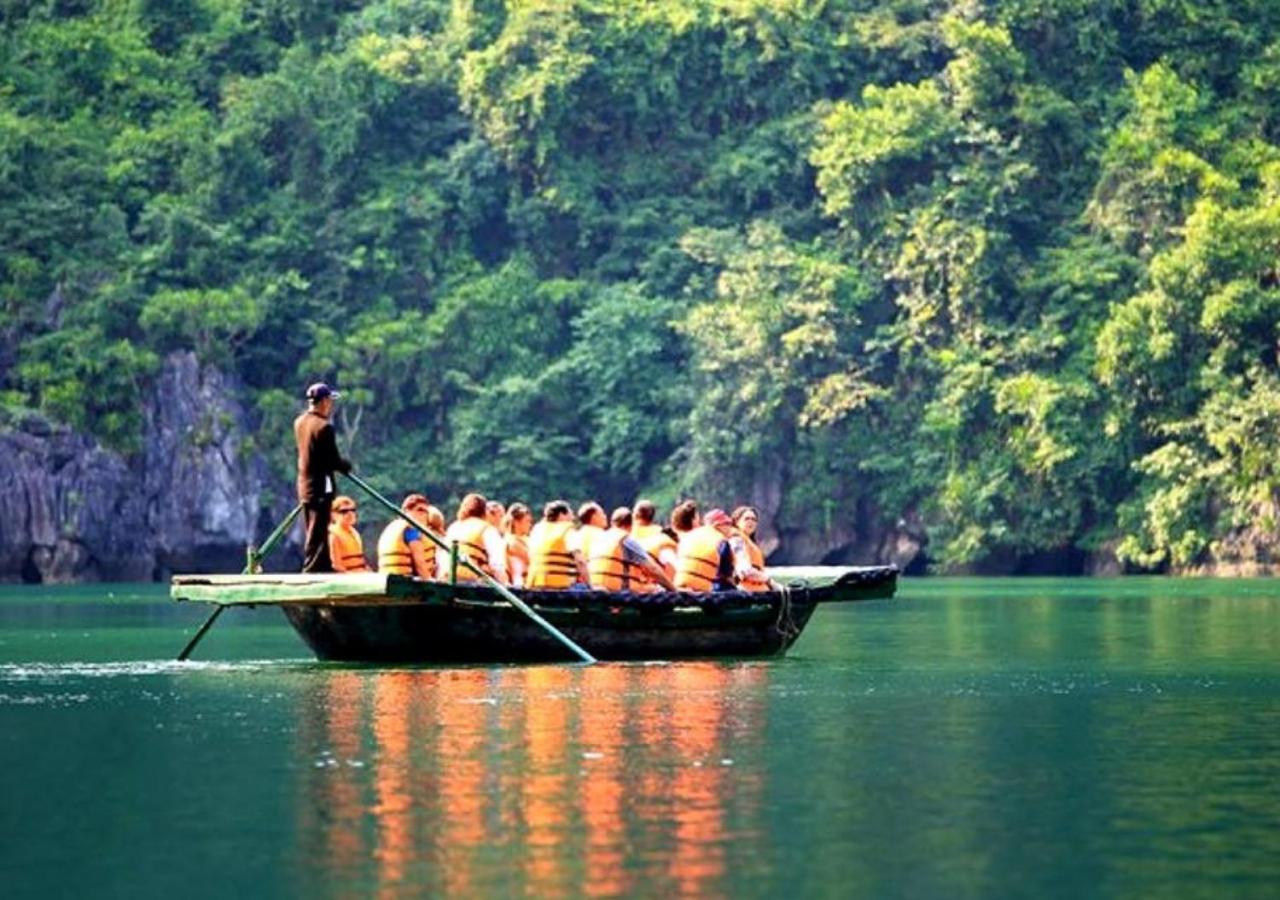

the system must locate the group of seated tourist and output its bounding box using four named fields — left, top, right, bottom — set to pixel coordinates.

left=327, top=493, right=776, bottom=593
